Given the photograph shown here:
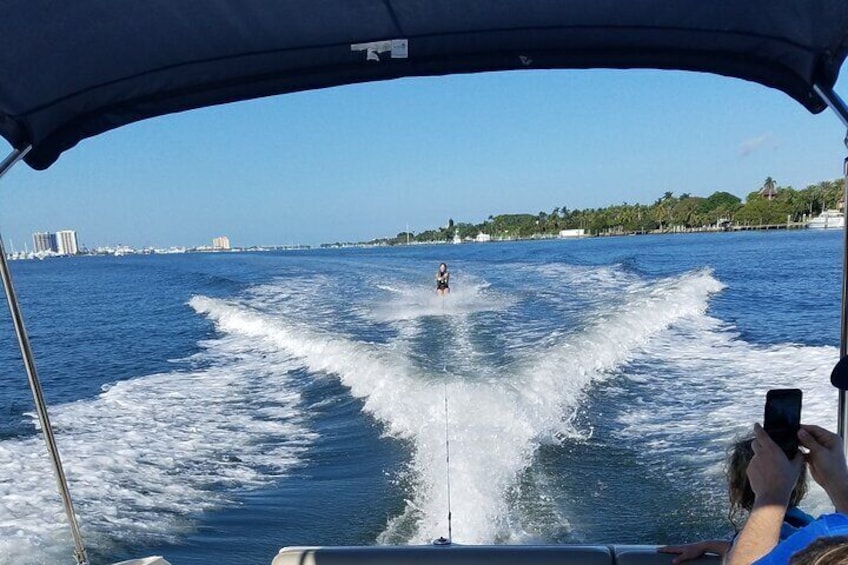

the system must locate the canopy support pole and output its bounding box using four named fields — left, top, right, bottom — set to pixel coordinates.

left=0, top=146, right=89, bottom=565
left=814, top=84, right=848, bottom=455
left=0, top=147, right=29, bottom=182
left=841, top=157, right=848, bottom=454
left=815, top=85, right=848, bottom=134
